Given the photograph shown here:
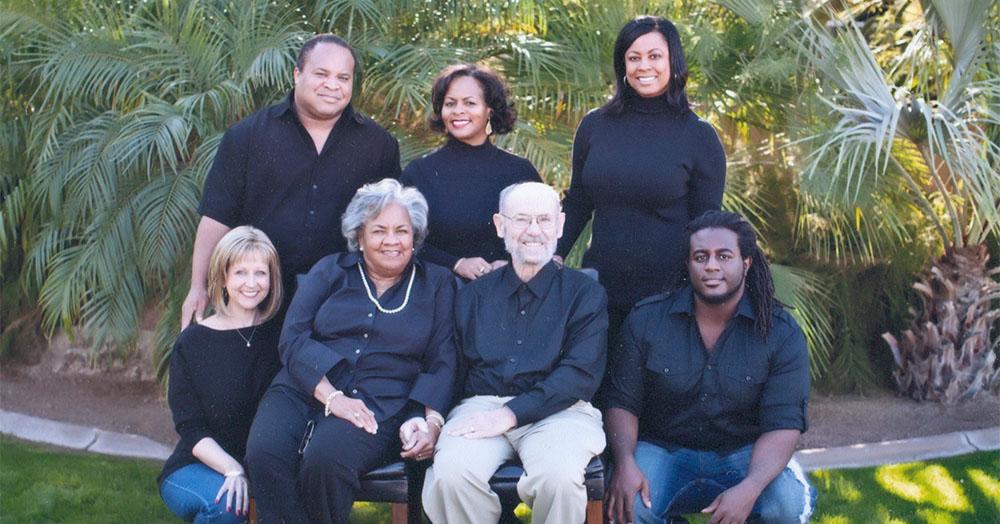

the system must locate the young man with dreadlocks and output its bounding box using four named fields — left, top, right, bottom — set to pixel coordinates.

left=603, top=210, right=816, bottom=524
